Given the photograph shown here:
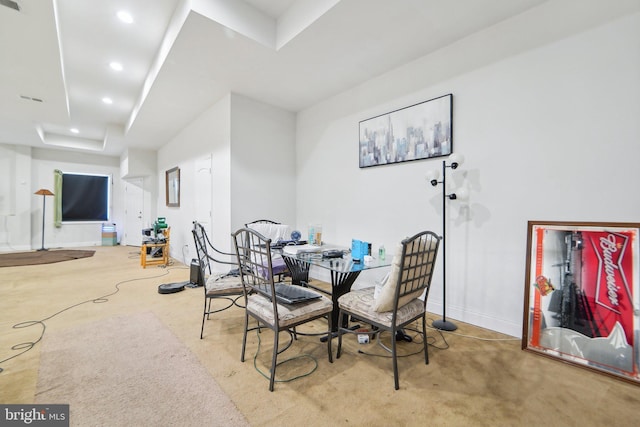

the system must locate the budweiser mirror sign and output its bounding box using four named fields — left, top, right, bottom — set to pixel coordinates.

left=523, top=221, right=640, bottom=385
